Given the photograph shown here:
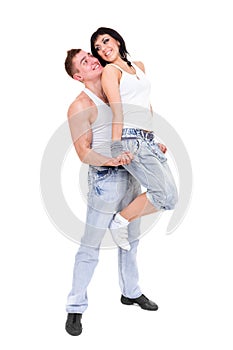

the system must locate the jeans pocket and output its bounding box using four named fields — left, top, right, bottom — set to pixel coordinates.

left=88, top=168, right=112, bottom=199
left=122, top=139, right=141, bottom=155
left=96, top=169, right=110, bottom=180
left=94, top=170, right=121, bottom=203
